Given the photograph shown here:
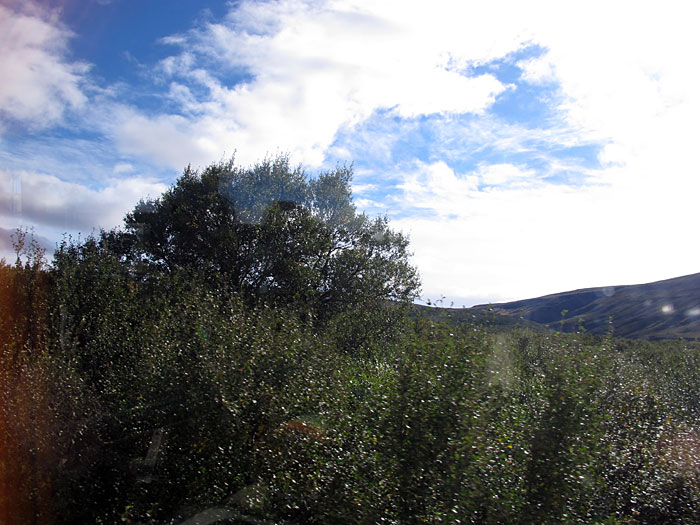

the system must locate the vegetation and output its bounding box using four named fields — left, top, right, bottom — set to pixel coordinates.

left=3, top=156, right=700, bottom=523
